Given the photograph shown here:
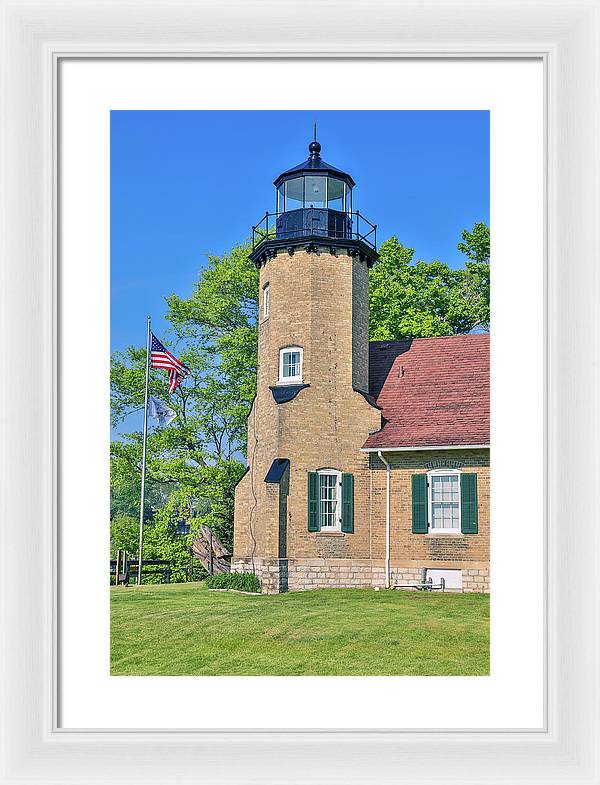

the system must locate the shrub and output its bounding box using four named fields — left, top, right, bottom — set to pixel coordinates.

left=205, top=572, right=261, bottom=593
